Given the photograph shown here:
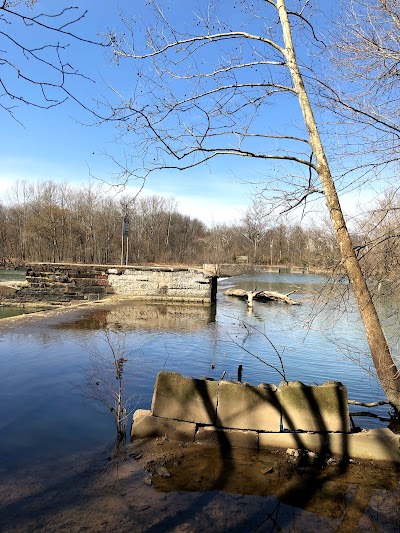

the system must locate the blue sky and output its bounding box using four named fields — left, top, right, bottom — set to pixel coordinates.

left=0, top=0, right=377, bottom=226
